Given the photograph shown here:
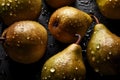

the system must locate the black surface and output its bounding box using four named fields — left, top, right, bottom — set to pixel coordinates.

left=0, top=0, right=120, bottom=80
